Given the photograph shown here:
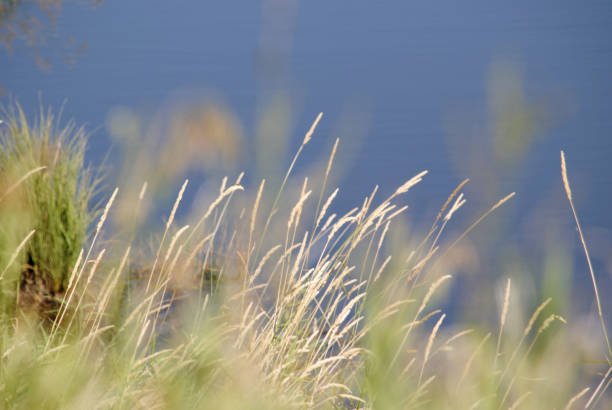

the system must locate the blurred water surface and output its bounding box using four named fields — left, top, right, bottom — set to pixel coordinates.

left=2, top=1, right=612, bottom=316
